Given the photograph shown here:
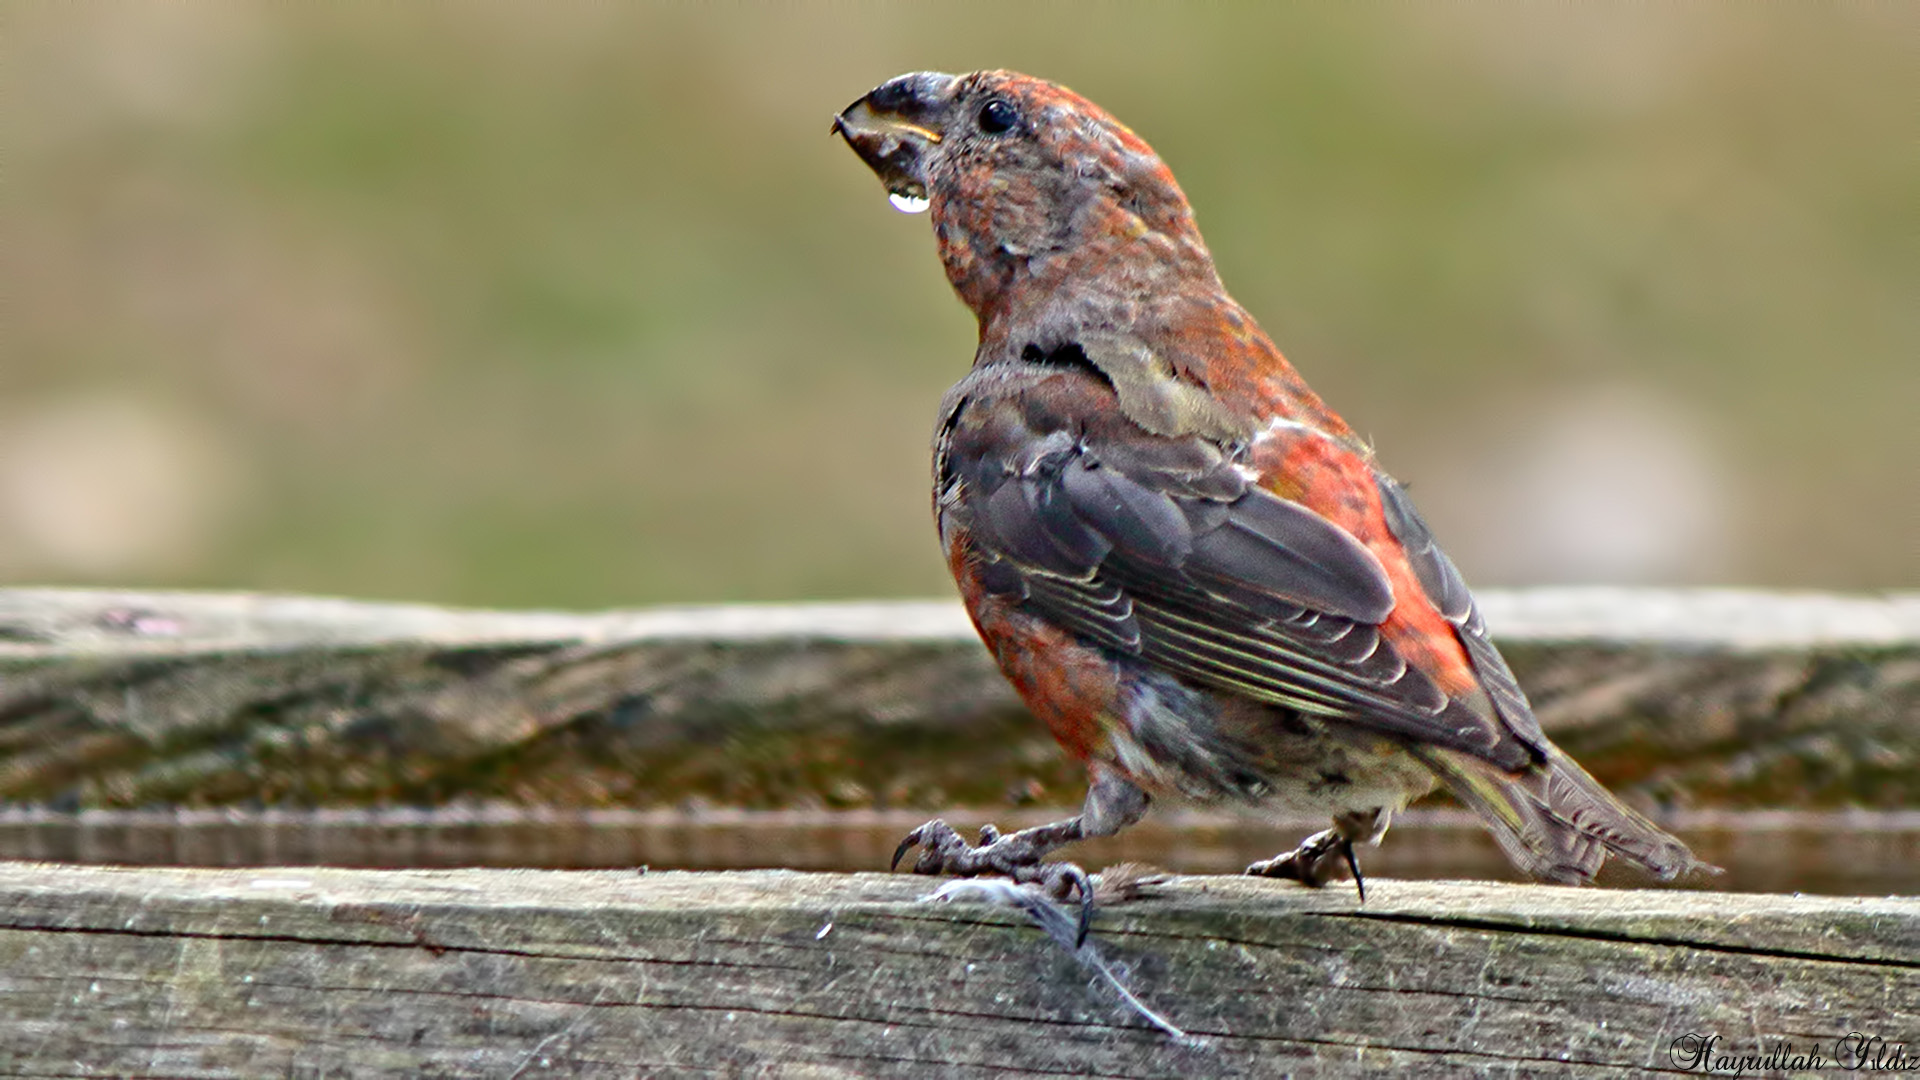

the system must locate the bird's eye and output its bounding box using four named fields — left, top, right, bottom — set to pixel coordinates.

left=977, top=99, right=1018, bottom=136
